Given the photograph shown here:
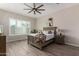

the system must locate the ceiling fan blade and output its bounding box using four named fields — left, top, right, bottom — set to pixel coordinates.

left=24, top=3, right=32, bottom=8
left=36, top=10, right=41, bottom=14
left=37, top=9, right=45, bottom=11
left=33, top=3, right=35, bottom=8
left=24, top=9, right=31, bottom=10
left=34, top=11, right=36, bottom=14
left=28, top=9, right=34, bottom=13
left=37, top=4, right=44, bottom=9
